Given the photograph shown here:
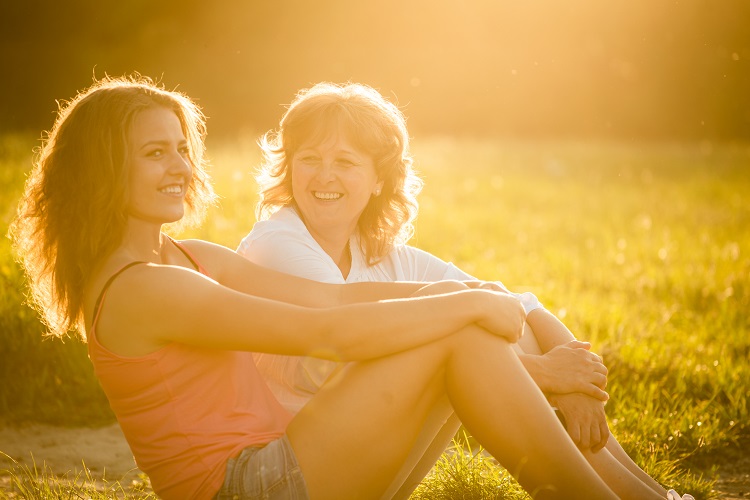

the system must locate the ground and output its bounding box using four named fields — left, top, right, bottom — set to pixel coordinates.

left=0, top=423, right=747, bottom=498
